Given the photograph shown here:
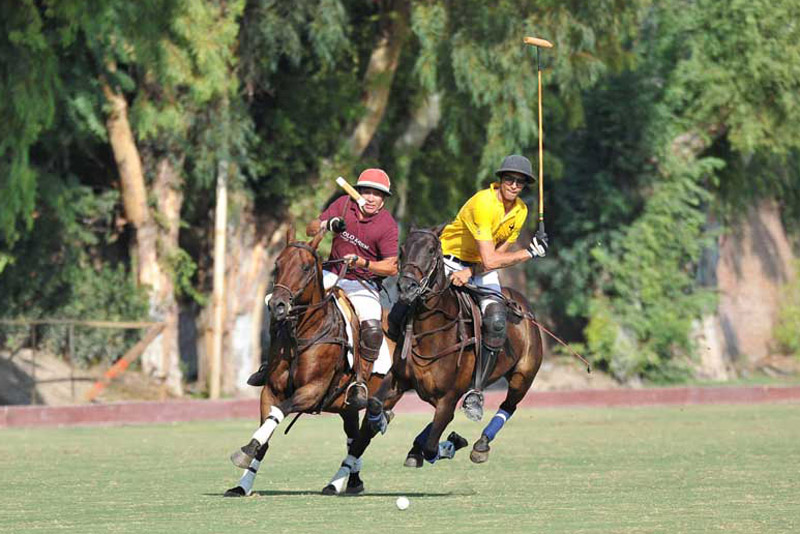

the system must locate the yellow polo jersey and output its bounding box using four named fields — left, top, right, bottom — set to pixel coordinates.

left=440, top=183, right=528, bottom=263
